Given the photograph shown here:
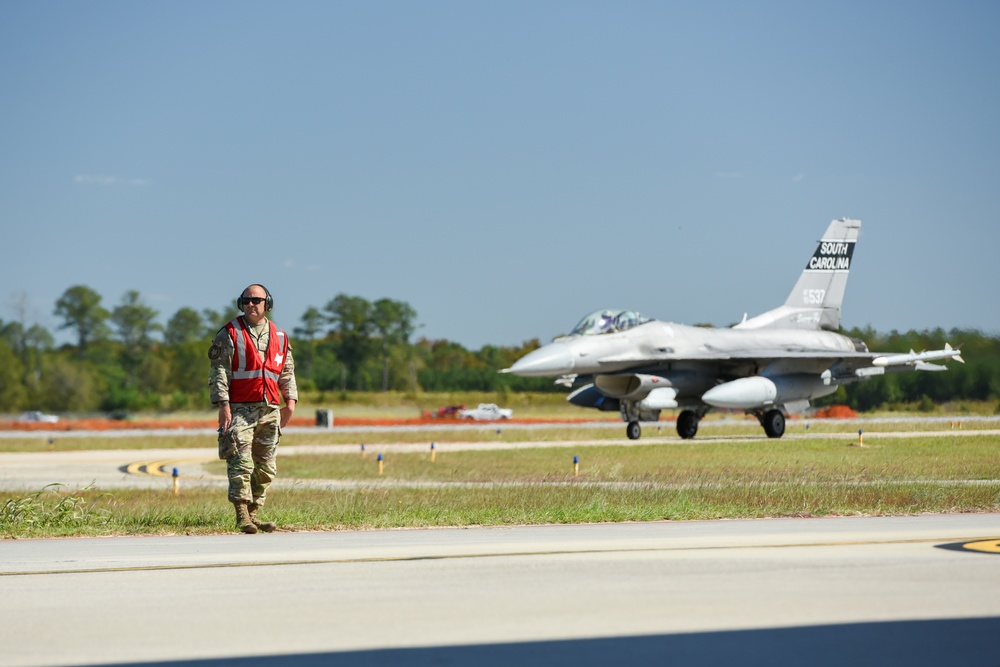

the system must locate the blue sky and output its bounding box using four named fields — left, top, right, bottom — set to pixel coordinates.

left=2, top=1, right=998, bottom=349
